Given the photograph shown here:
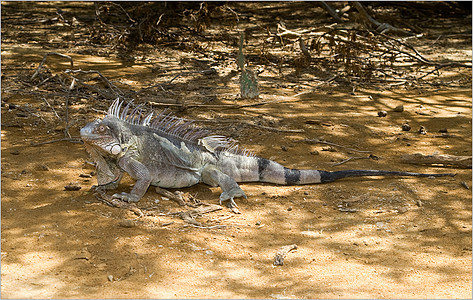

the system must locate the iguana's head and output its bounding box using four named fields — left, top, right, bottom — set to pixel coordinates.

left=80, top=117, right=122, bottom=156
